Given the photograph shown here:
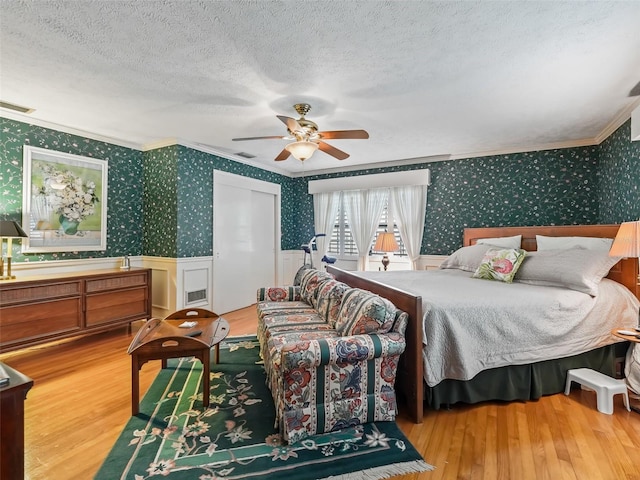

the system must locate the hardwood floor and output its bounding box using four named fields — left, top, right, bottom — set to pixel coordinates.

left=1, top=306, right=639, bottom=480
